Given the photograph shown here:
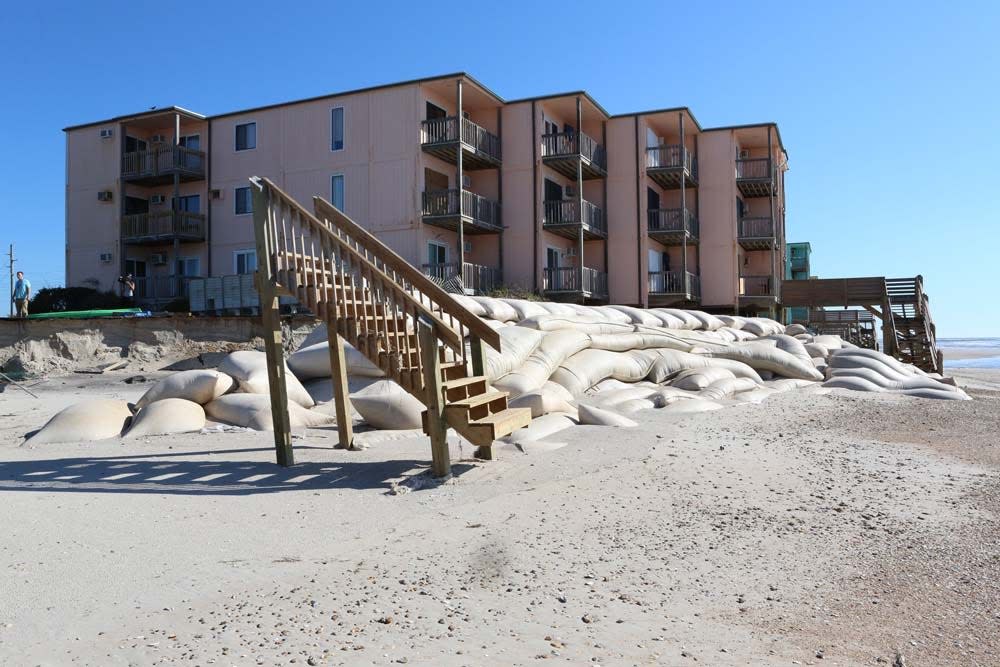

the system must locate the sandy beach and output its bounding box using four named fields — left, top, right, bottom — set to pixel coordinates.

left=1, top=368, right=997, bottom=666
